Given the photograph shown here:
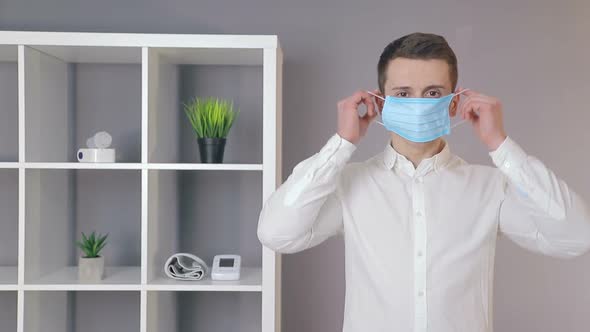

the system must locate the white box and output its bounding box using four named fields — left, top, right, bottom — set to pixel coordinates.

left=77, top=148, right=116, bottom=163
